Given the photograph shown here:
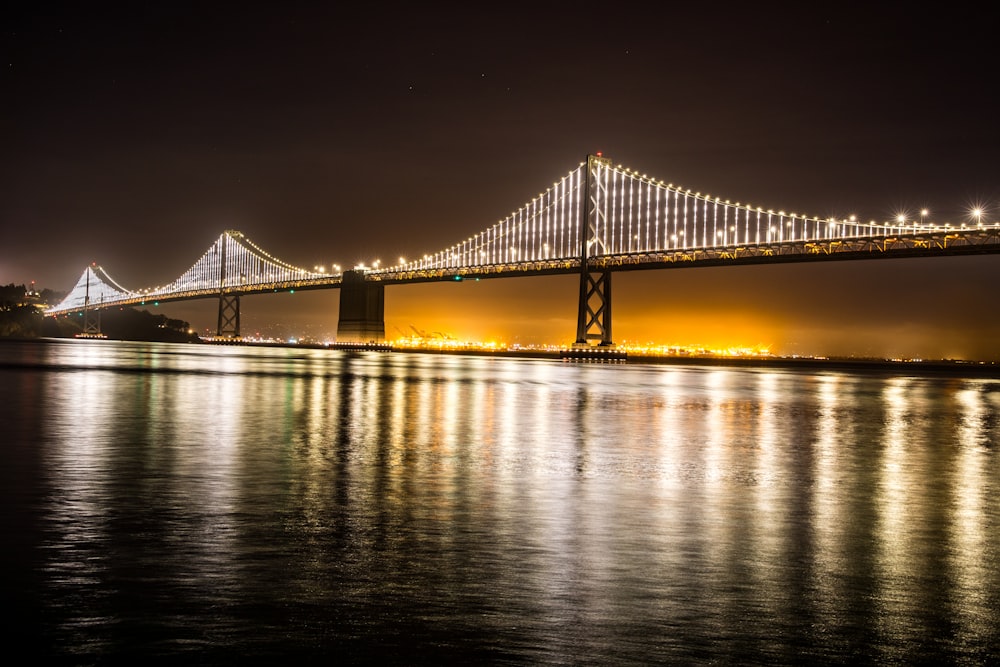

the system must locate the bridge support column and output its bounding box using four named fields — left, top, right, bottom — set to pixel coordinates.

left=575, top=268, right=613, bottom=346
left=217, top=293, right=241, bottom=338
left=337, top=270, right=385, bottom=343
left=82, top=303, right=102, bottom=337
